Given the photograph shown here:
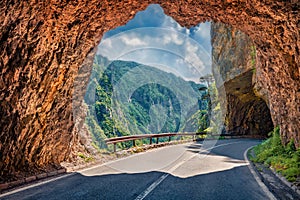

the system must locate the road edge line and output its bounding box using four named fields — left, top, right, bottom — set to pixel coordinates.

left=0, top=173, right=74, bottom=198
left=244, top=146, right=277, bottom=200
